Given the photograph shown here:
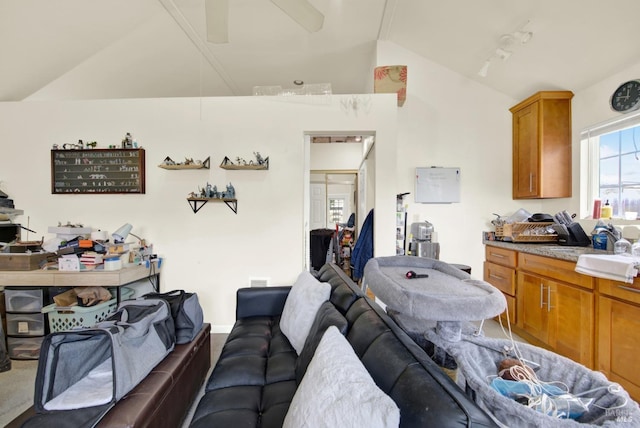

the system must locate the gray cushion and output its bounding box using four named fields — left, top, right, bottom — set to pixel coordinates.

left=295, top=301, right=348, bottom=384
left=280, top=271, right=331, bottom=355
